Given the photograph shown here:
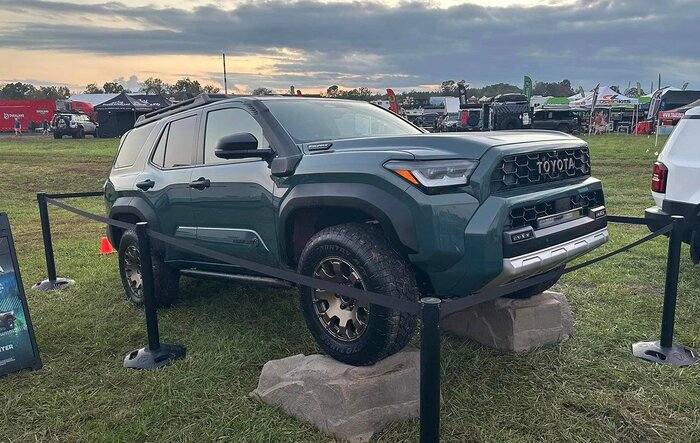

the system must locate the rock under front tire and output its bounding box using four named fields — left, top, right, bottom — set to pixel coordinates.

left=298, top=223, right=419, bottom=366
left=117, top=229, right=180, bottom=307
